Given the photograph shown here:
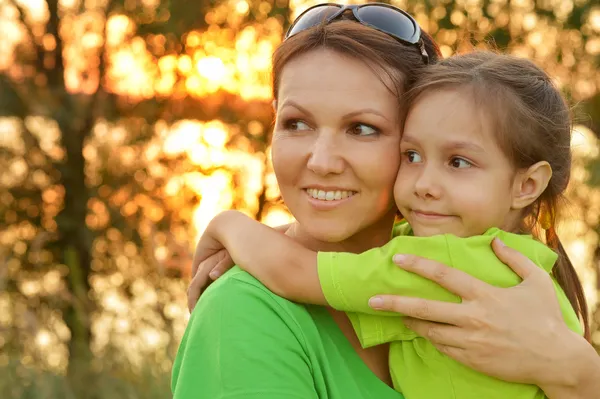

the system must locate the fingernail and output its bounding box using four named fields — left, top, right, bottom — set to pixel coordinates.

left=209, top=270, right=221, bottom=280
left=369, top=297, right=384, bottom=309
left=393, top=254, right=407, bottom=265
left=494, top=238, right=506, bottom=247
